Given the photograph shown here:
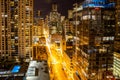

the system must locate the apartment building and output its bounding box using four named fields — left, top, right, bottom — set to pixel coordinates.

left=0, top=0, right=33, bottom=61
